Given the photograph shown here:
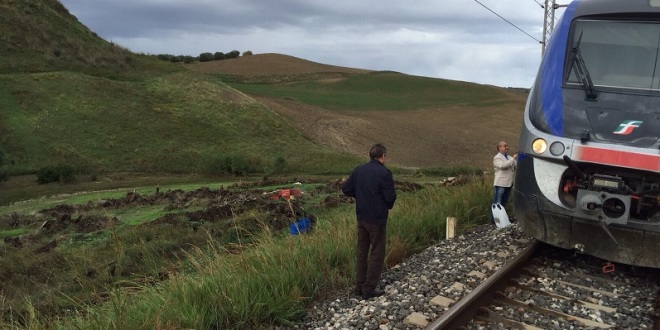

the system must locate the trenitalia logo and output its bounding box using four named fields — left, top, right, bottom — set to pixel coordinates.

left=613, top=120, right=643, bottom=135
